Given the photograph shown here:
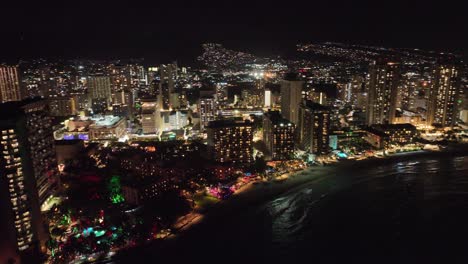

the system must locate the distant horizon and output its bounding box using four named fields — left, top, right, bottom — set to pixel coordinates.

left=2, top=40, right=466, bottom=66
left=1, top=2, right=466, bottom=65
